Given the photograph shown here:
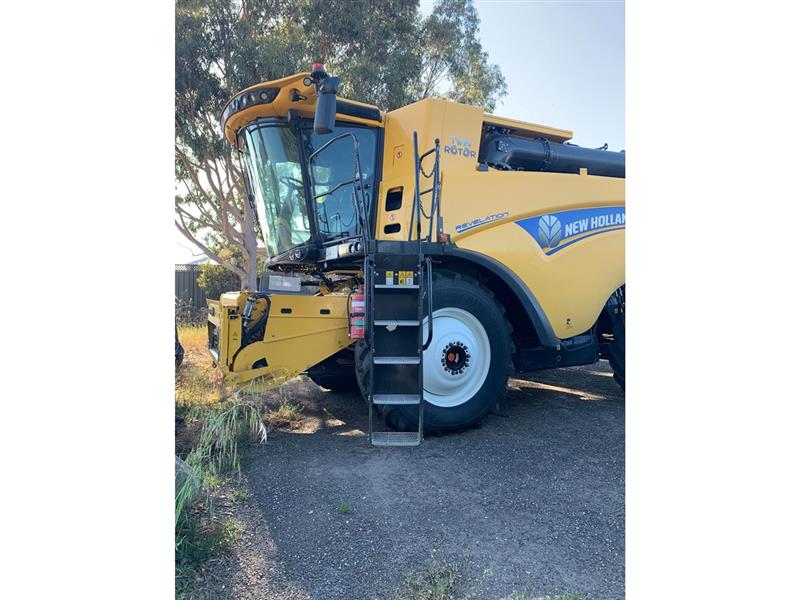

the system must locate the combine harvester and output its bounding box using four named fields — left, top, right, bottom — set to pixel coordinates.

left=207, top=65, right=625, bottom=446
